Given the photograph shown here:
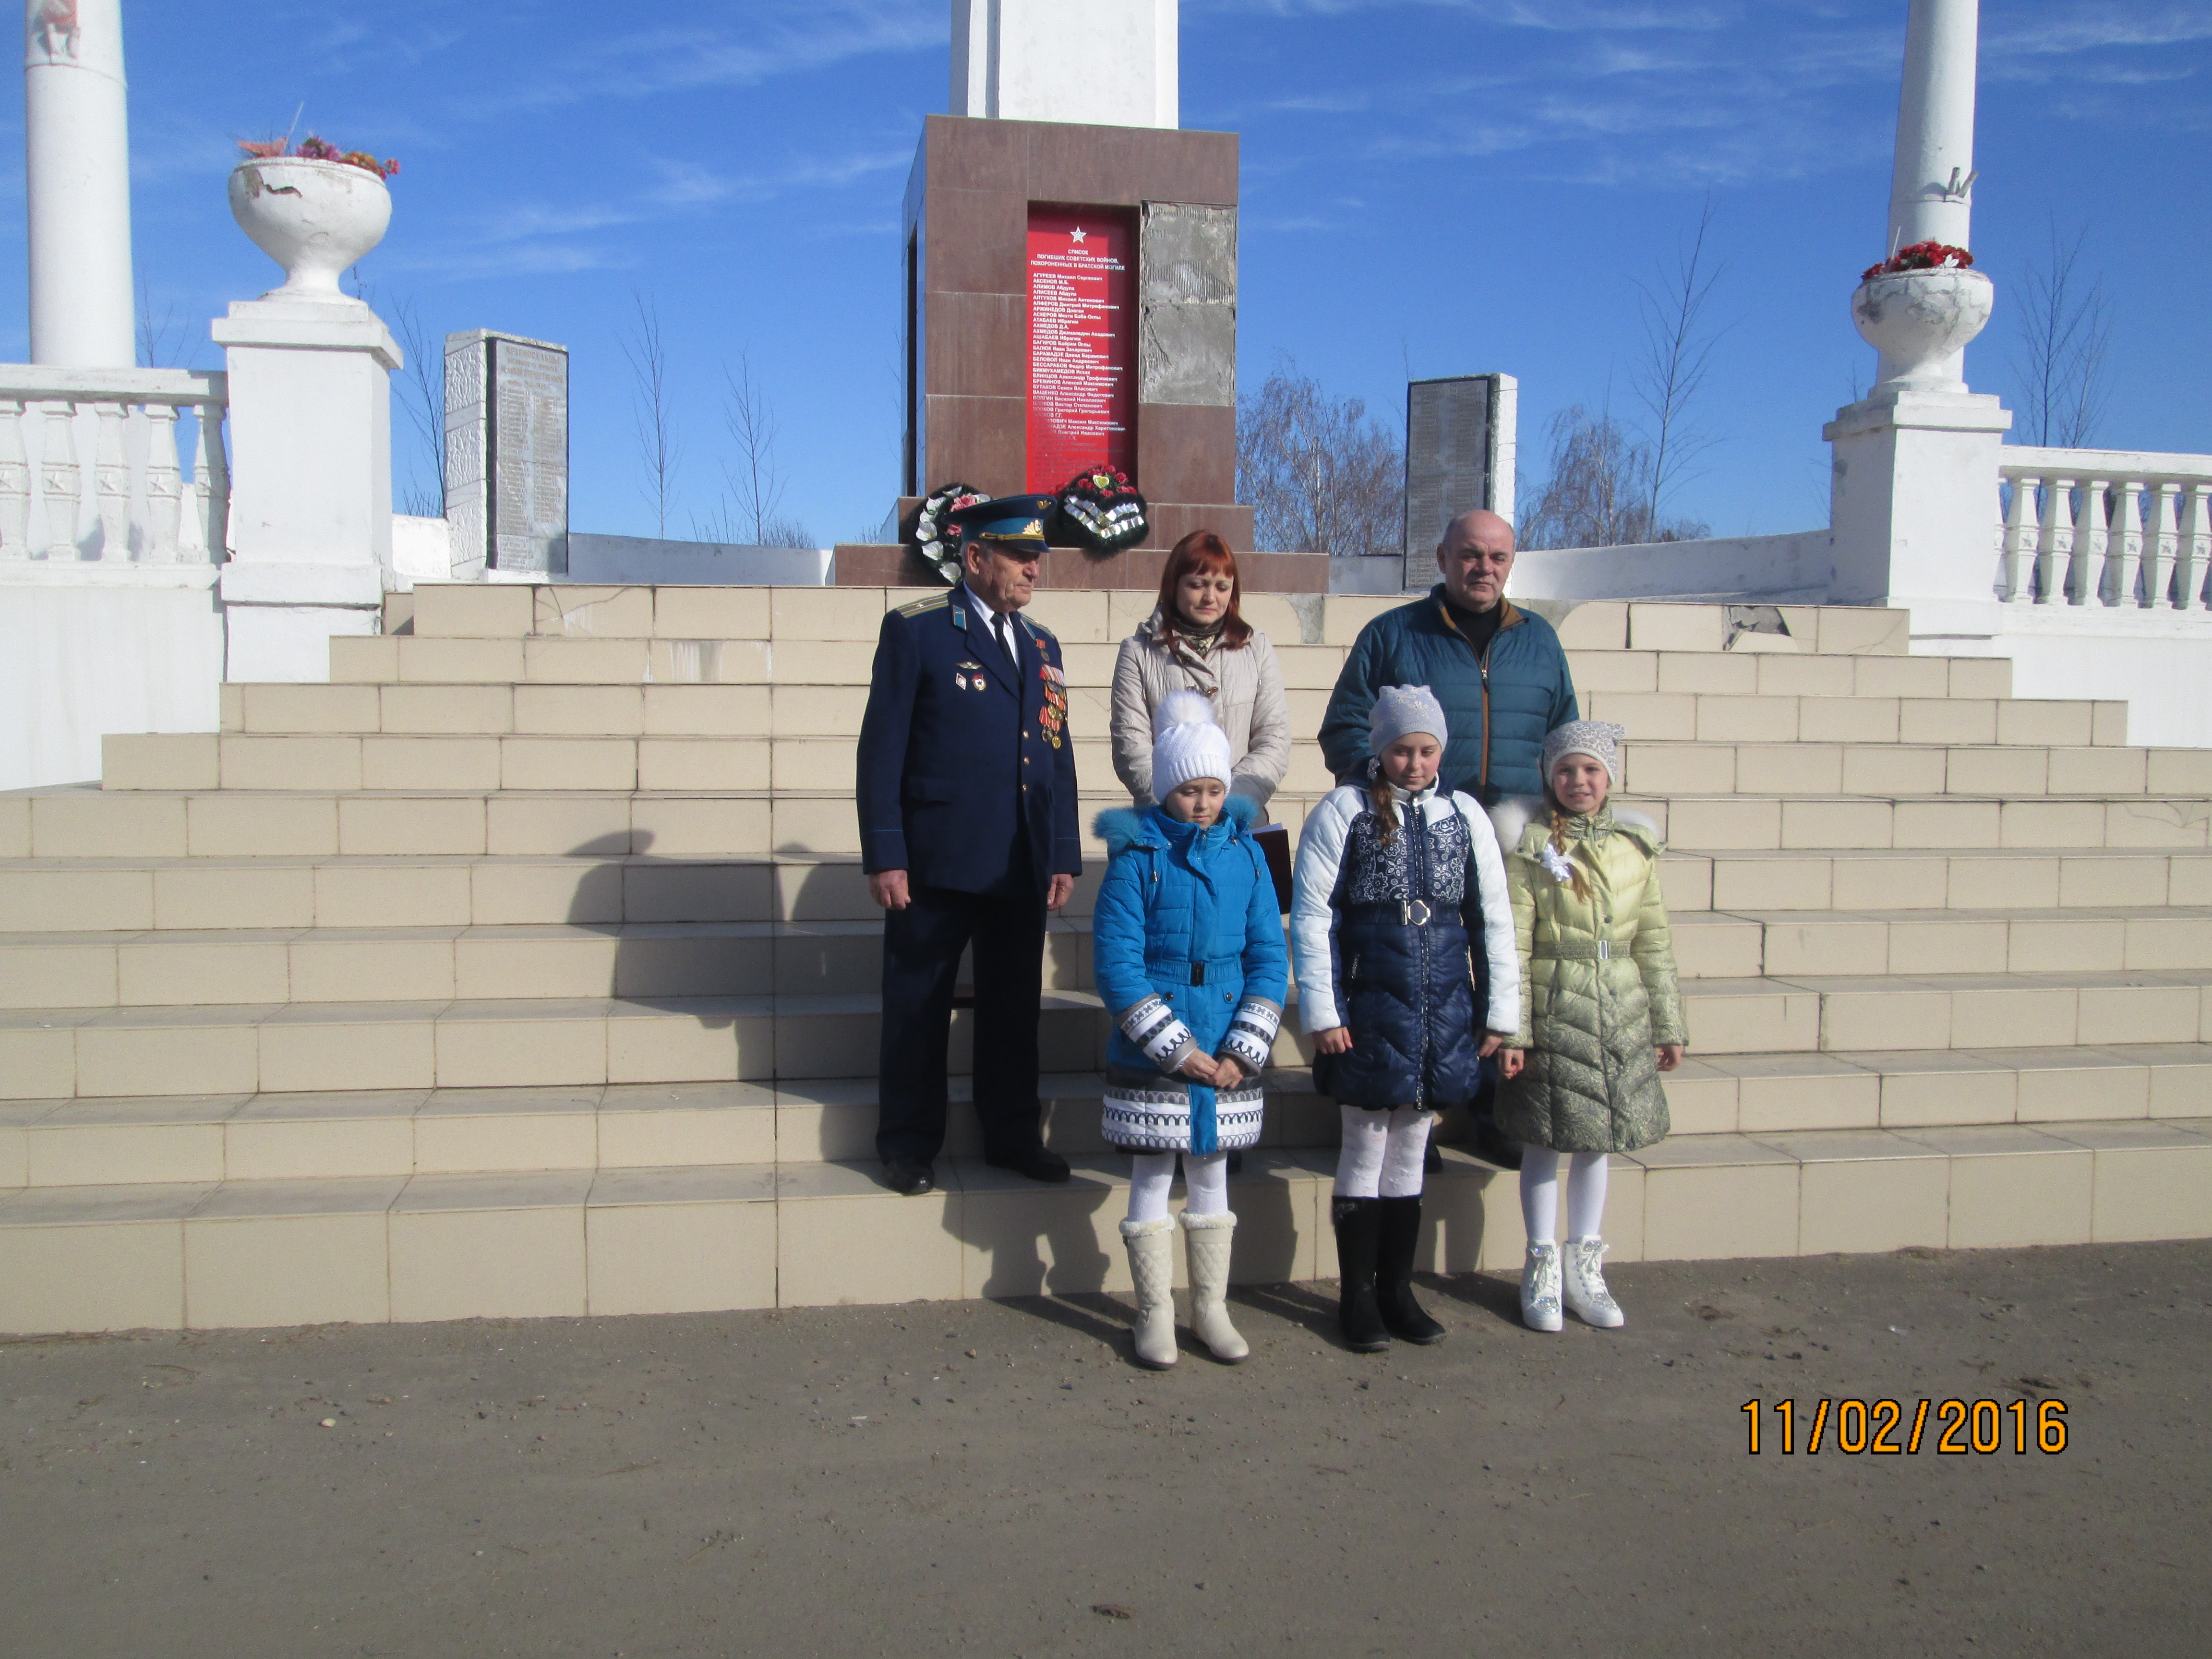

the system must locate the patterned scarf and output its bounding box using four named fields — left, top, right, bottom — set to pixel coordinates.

left=1153, top=606, right=1224, bottom=699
